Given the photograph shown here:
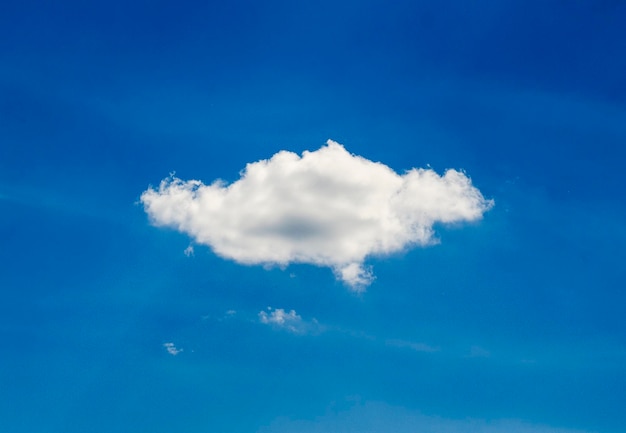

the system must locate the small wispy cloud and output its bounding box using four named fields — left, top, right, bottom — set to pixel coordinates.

left=467, top=345, right=491, bottom=358
left=183, top=245, right=194, bottom=257
left=386, top=339, right=440, bottom=353
left=163, top=342, right=182, bottom=355
left=258, top=307, right=320, bottom=335
left=141, top=140, right=493, bottom=291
